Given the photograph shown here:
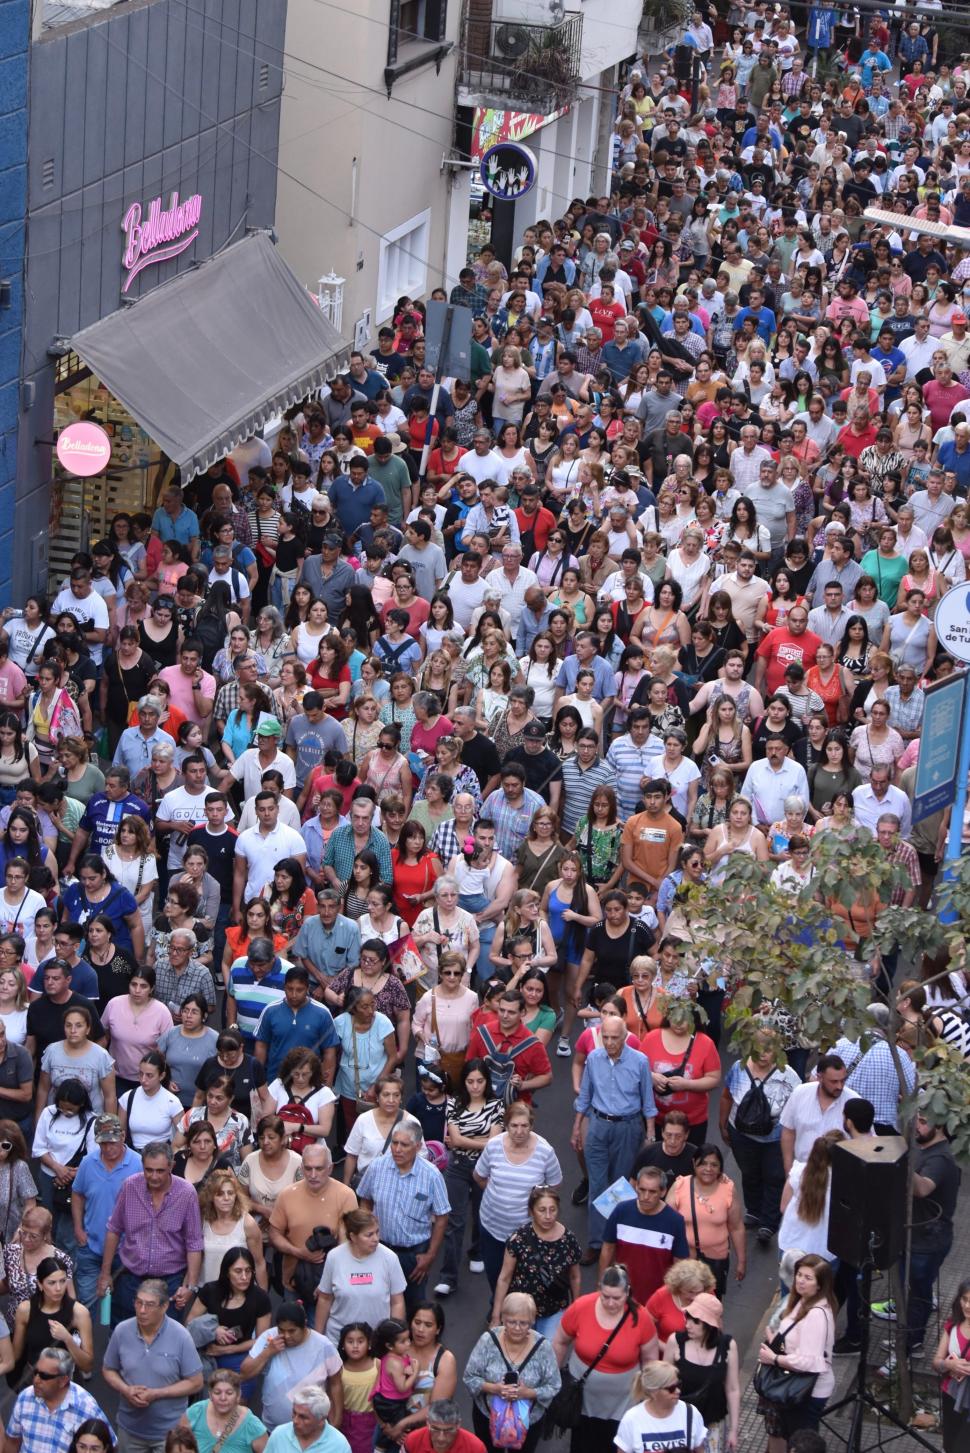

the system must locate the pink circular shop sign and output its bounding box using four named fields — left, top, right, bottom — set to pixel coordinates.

left=56, top=421, right=112, bottom=477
